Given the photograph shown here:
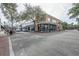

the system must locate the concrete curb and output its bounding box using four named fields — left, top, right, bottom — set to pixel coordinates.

left=8, top=37, right=14, bottom=56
